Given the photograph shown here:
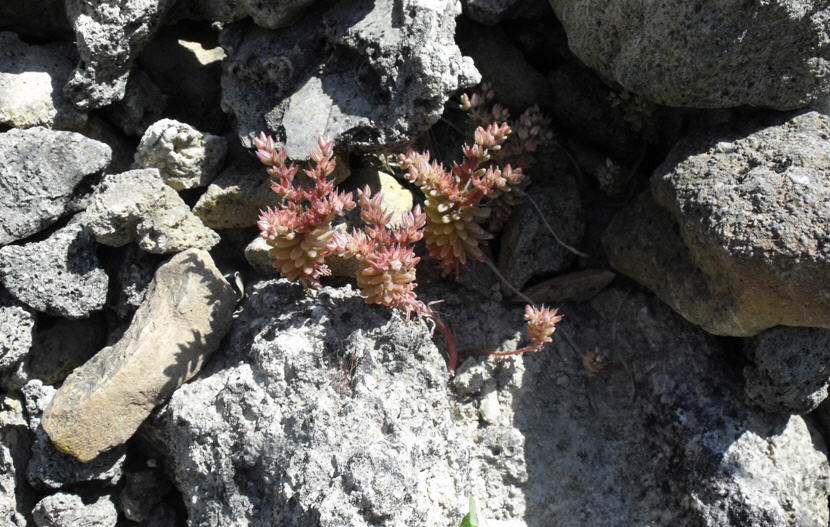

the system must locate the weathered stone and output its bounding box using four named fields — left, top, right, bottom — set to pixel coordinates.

left=145, top=277, right=830, bottom=526
left=170, top=0, right=314, bottom=30
left=42, top=249, right=237, bottom=462
left=519, top=268, right=615, bottom=303
left=84, top=169, right=220, bottom=254
left=220, top=0, right=479, bottom=157
left=117, top=469, right=171, bottom=522
left=63, top=0, right=177, bottom=109
left=549, top=0, right=830, bottom=109
left=134, top=119, right=227, bottom=190
left=0, top=219, right=108, bottom=318
left=32, top=493, right=117, bottom=527
left=646, top=111, right=830, bottom=335
left=3, top=315, right=107, bottom=391
left=22, top=381, right=125, bottom=490
left=102, top=69, right=166, bottom=137
left=498, top=170, right=584, bottom=291
left=192, top=160, right=279, bottom=229
left=743, top=326, right=830, bottom=414
left=138, top=28, right=226, bottom=133
left=243, top=235, right=278, bottom=276
left=0, top=127, right=111, bottom=245
left=0, top=394, right=31, bottom=527
left=0, top=32, right=87, bottom=129
left=0, top=287, right=35, bottom=372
